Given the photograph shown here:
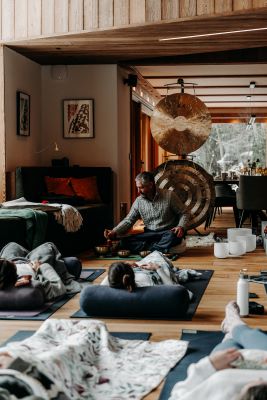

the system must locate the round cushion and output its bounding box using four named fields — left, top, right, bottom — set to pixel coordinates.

left=80, top=284, right=190, bottom=319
